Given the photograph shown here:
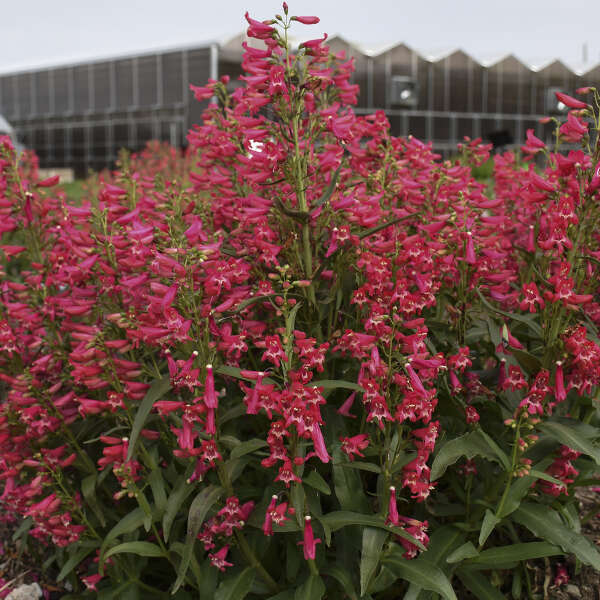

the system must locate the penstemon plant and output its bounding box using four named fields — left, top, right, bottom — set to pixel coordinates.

left=1, top=6, right=600, bottom=599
